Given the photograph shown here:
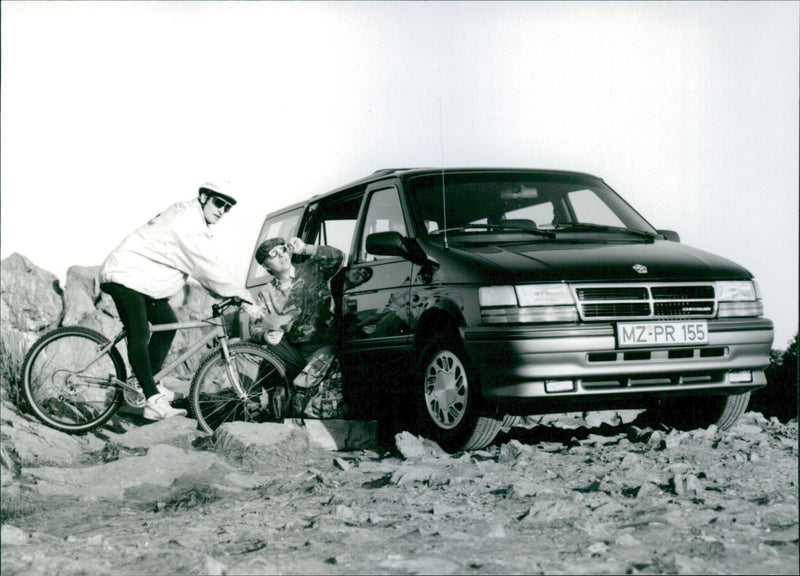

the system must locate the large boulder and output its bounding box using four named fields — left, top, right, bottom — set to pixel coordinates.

left=25, top=443, right=226, bottom=500
left=0, top=253, right=63, bottom=332
left=165, top=280, right=218, bottom=379
left=0, top=254, right=64, bottom=393
left=62, top=264, right=125, bottom=341
left=61, top=265, right=101, bottom=326
left=0, top=315, right=38, bottom=395
left=0, top=400, right=104, bottom=468
left=211, top=420, right=380, bottom=472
